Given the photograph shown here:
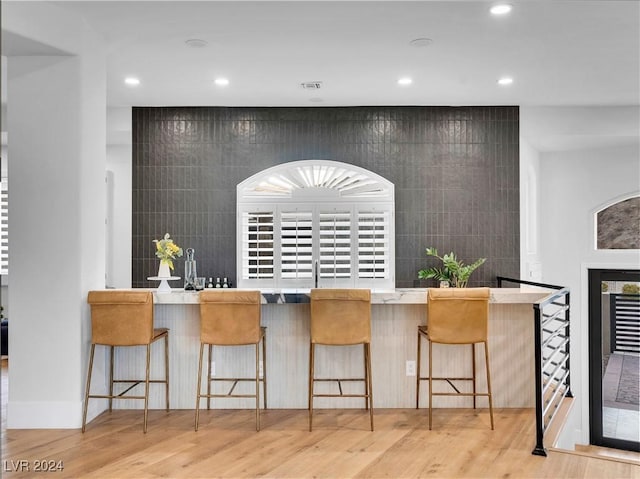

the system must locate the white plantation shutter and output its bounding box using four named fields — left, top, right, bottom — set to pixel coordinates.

left=358, top=210, right=390, bottom=279
left=319, top=211, right=351, bottom=279
left=281, top=211, right=313, bottom=280
left=0, top=178, right=7, bottom=275
left=241, top=211, right=274, bottom=280
left=238, top=160, right=394, bottom=289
